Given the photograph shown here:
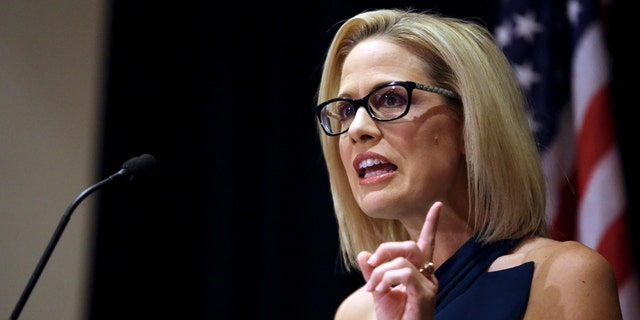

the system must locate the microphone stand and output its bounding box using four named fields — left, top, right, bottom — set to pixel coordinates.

left=9, top=174, right=121, bottom=320
left=9, top=153, right=155, bottom=320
